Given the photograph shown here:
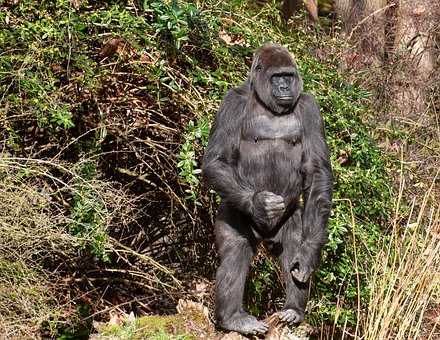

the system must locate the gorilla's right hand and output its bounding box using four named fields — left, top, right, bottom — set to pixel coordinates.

left=251, top=191, right=285, bottom=230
